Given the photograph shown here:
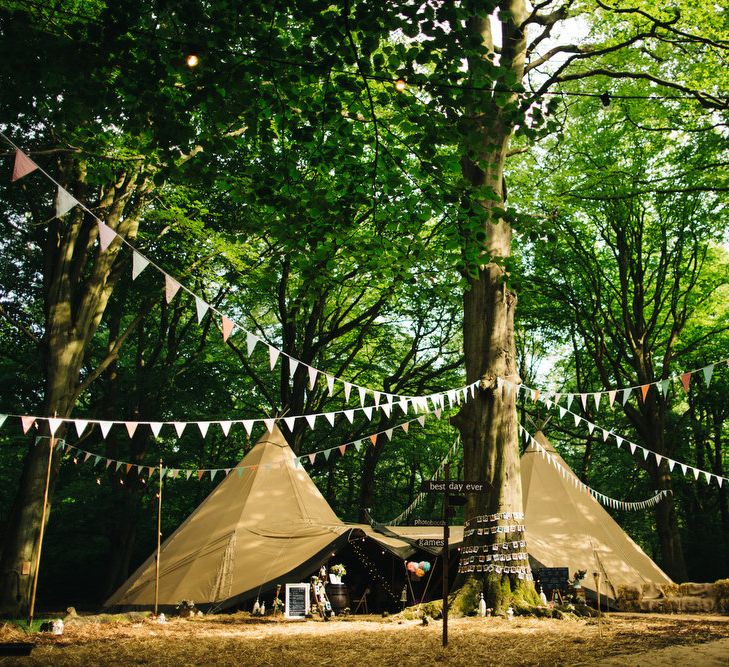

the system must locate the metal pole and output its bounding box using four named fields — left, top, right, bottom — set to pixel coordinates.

left=154, top=459, right=163, bottom=616
left=28, top=432, right=56, bottom=628
left=442, top=463, right=449, bottom=648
